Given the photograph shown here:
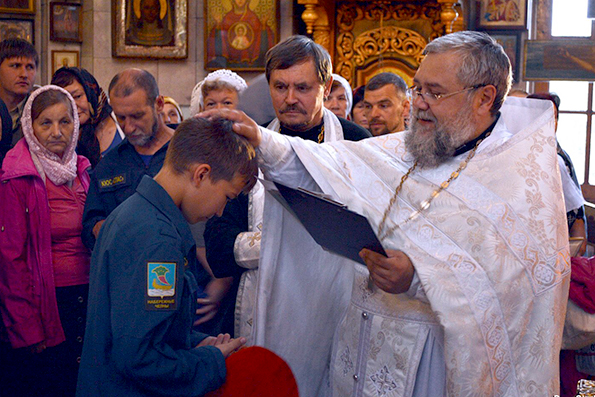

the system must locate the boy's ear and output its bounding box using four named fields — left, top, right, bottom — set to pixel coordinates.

left=191, top=164, right=211, bottom=187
